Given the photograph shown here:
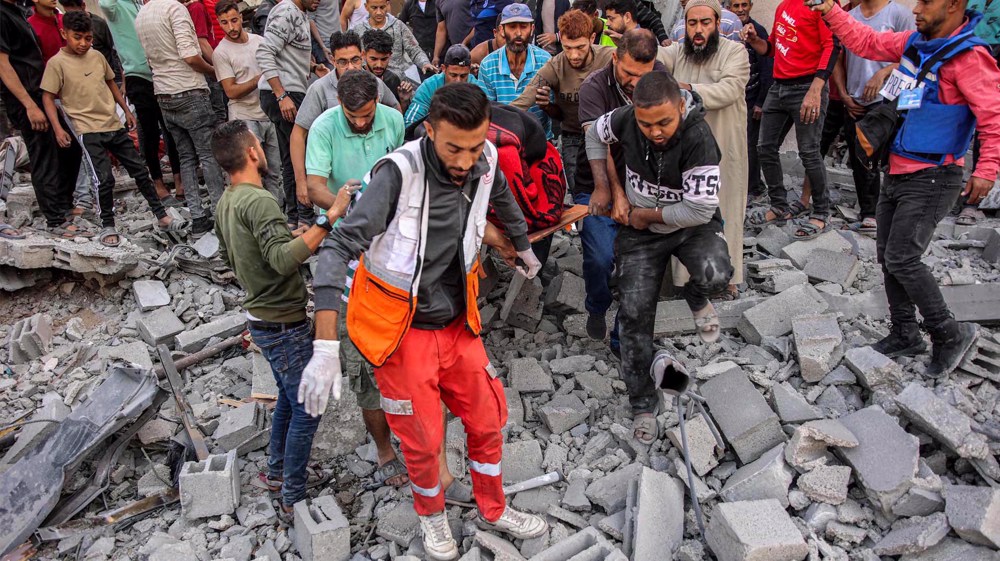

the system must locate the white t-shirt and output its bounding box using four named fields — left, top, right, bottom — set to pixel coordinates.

left=213, top=33, right=269, bottom=121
